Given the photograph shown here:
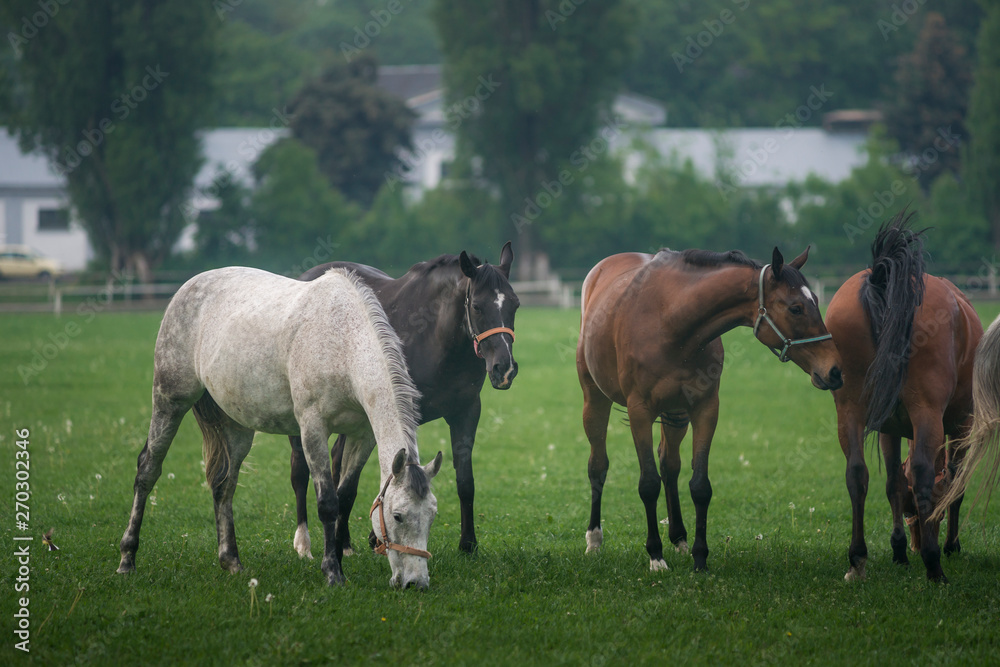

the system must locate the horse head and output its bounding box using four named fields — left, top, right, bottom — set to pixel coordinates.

left=374, top=449, right=442, bottom=590
left=460, top=241, right=520, bottom=390
left=755, top=247, right=843, bottom=391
